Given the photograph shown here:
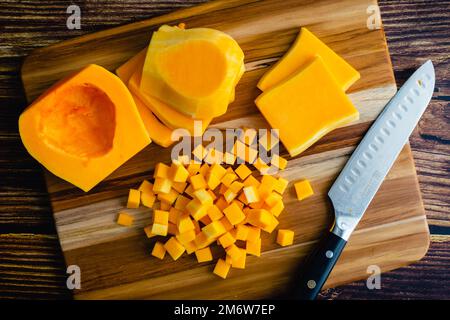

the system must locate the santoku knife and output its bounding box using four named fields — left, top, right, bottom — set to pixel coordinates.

left=294, top=60, right=435, bottom=300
